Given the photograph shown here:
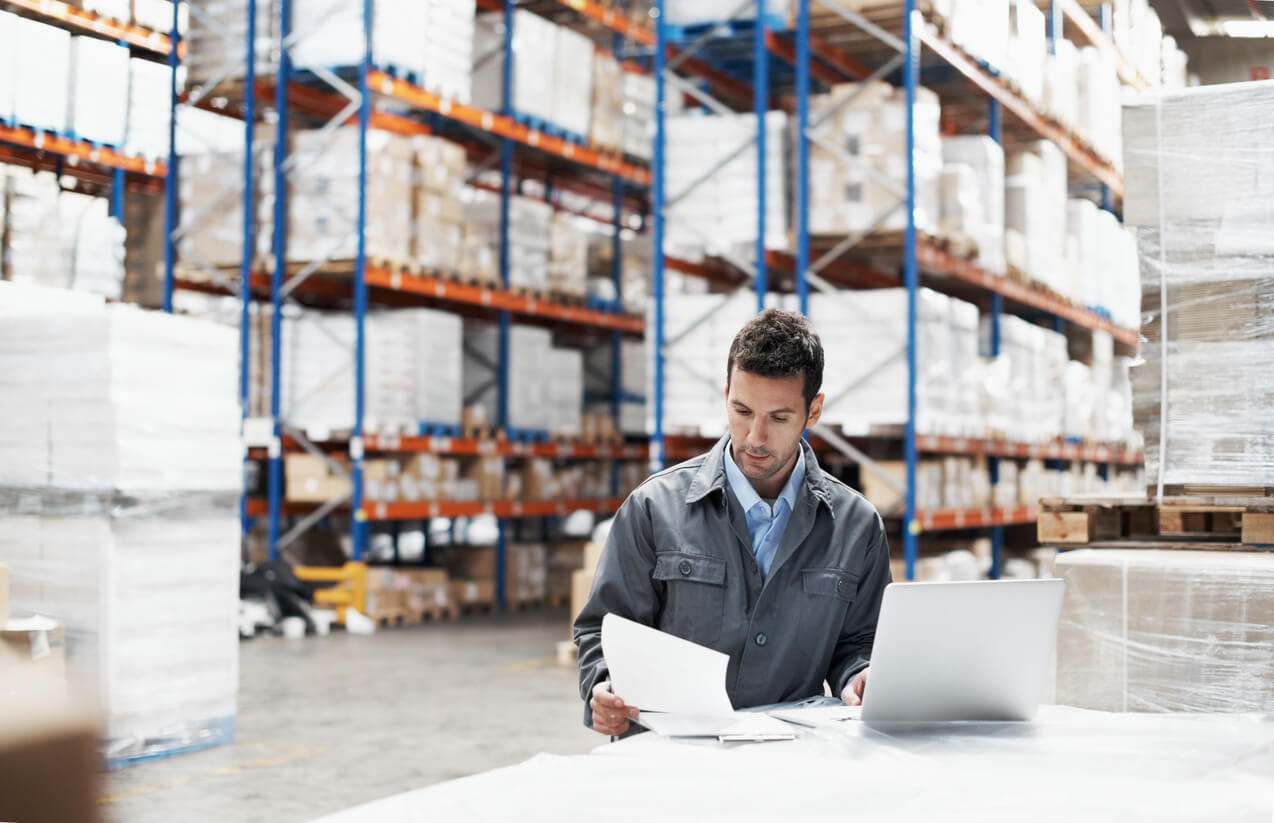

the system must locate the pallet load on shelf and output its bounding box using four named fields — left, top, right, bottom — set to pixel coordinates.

left=474, top=10, right=592, bottom=141
left=125, top=57, right=175, bottom=162
left=585, top=340, right=646, bottom=436
left=590, top=52, right=624, bottom=154
left=6, top=16, right=71, bottom=134
left=184, top=0, right=273, bottom=89
left=286, top=451, right=506, bottom=505
left=807, top=82, right=941, bottom=237
left=548, top=214, right=589, bottom=300
left=1124, top=81, right=1274, bottom=492
left=622, top=71, right=659, bottom=162
left=68, top=35, right=130, bottom=146
left=665, top=111, right=788, bottom=260
left=1004, top=0, right=1045, bottom=104
left=0, top=283, right=240, bottom=768
left=363, top=567, right=453, bottom=624
left=940, top=136, right=1005, bottom=273
left=1005, top=141, right=1066, bottom=291
left=663, top=0, right=788, bottom=25
left=463, top=321, right=584, bottom=438
left=1075, top=46, right=1123, bottom=170
left=1042, top=37, right=1079, bottom=129
left=1055, top=549, right=1274, bottom=713
left=586, top=233, right=651, bottom=315
left=947, top=0, right=1010, bottom=79
left=435, top=543, right=547, bottom=607
left=412, top=135, right=467, bottom=276
left=289, top=0, right=474, bottom=103
left=464, top=191, right=552, bottom=292
left=809, top=289, right=980, bottom=438
left=272, top=306, right=463, bottom=438
left=1, top=164, right=126, bottom=300
left=1111, top=0, right=1189, bottom=88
